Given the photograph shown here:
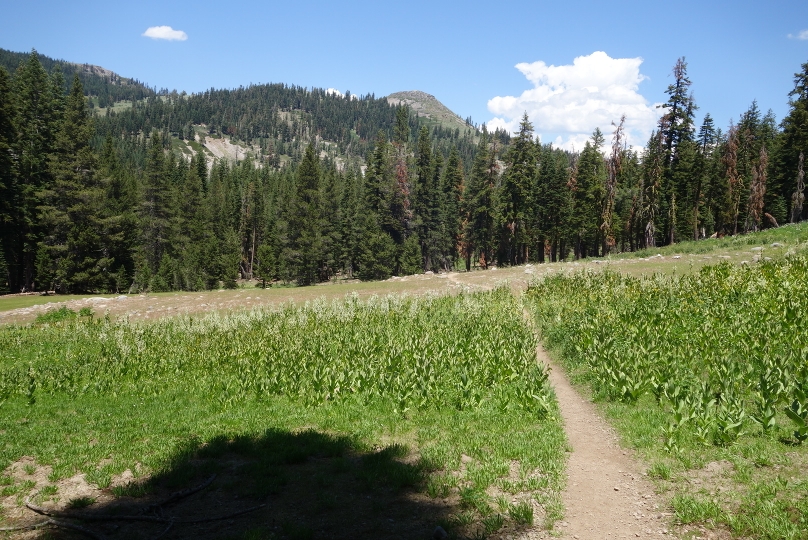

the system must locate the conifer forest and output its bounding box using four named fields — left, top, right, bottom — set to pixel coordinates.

left=1, top=49, right=807, bottom=294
